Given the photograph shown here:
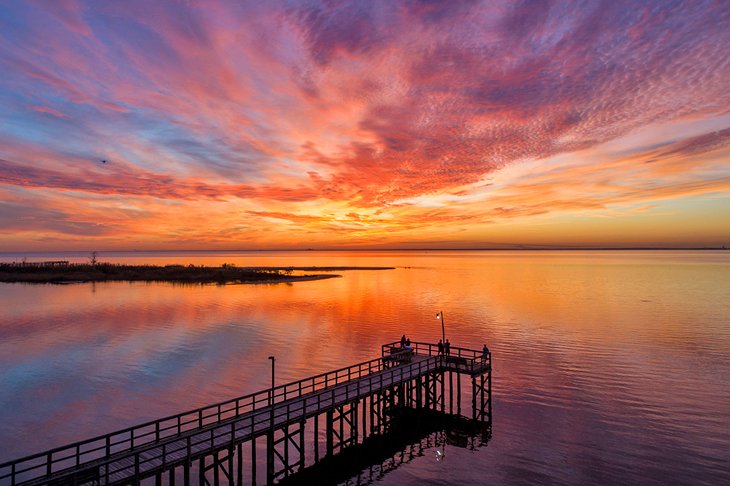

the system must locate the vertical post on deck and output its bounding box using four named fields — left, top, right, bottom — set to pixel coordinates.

left=457, top=372, right=462, bottom=415
left=184, top=461, right=190, bottom=486
left=199, top=457, right=205, bottom=486
left=169, top=466, right=175, bottom=486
